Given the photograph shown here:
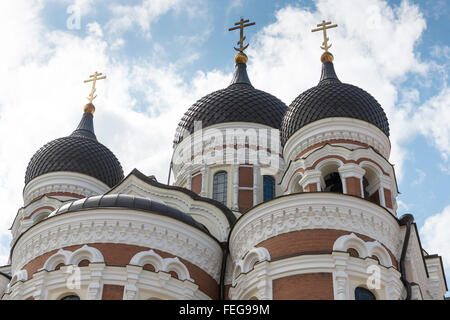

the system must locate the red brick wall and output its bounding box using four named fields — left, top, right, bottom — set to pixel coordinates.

left=21, top=243, right=219, bottom=299
left=273, top=273, right=334, bottom=300
left=304, top=183, right=317, bottom=192
left=384, top=188, right=393, bottom=209
left=238, top=190, right=253, bottom=213
left=239, top=167, right=253, bottom=188
left=102, top=284, right=124, bottom=300
left=256, top=229, right=398, bottom=269
left=191, top=174, right=202, bottom=195
left=369, top=189, right=380, bottom=205
left=346, top=177, right=362, bottom=197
